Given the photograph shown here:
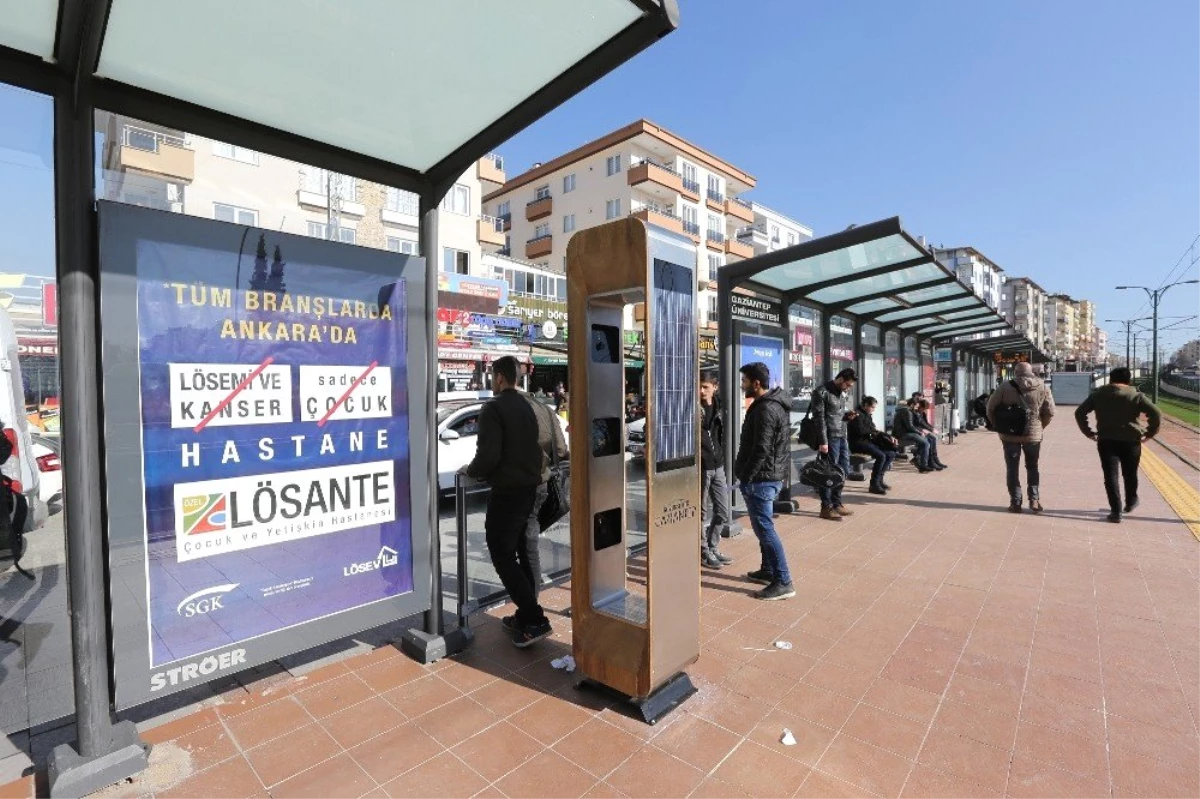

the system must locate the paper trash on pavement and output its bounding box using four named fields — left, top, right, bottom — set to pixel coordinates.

left=781, top=729, right=797, bottom=746
left=774, top=641, right=793, bottom=650
left=550, top=655, right=576, bottom=672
